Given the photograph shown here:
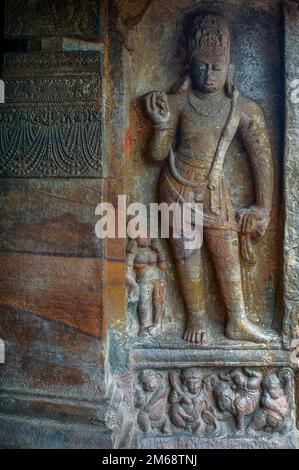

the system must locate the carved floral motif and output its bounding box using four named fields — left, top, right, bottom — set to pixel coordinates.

left=0, top=106, right=102, bottom=177
left=0, top=48, right=103, bottom=177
